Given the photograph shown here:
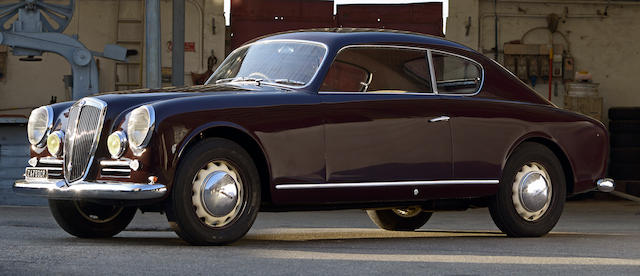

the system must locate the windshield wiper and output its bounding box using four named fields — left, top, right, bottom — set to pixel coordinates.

left=215, top=77, right=263, bottom=84
left=273, top=79, right=306, bottom=86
